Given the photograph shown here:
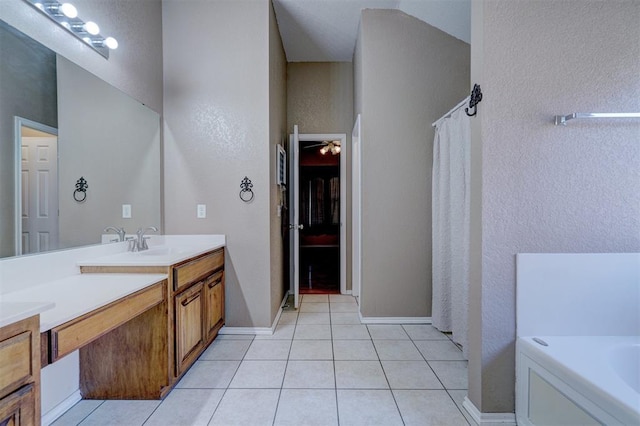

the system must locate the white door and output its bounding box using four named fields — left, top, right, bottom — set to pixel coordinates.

left=21, top=134, right=59, bottom=254
left=289, top=125, right=301, bottom=308
left=351, top=115, right=361, bottom=301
